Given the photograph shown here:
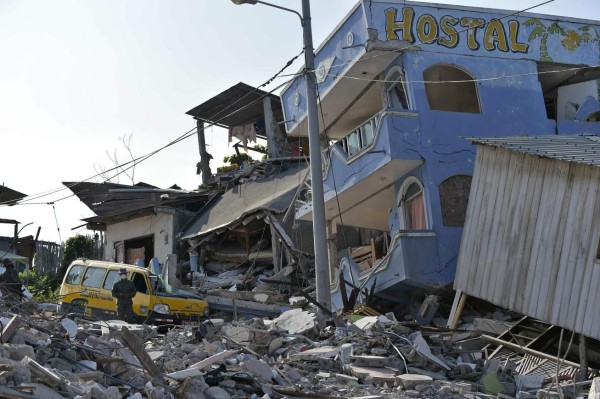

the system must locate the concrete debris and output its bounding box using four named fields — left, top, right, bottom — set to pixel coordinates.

left=271, top=308, right=316, bottom=335
left=1, top=285, right=599, bottom=399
